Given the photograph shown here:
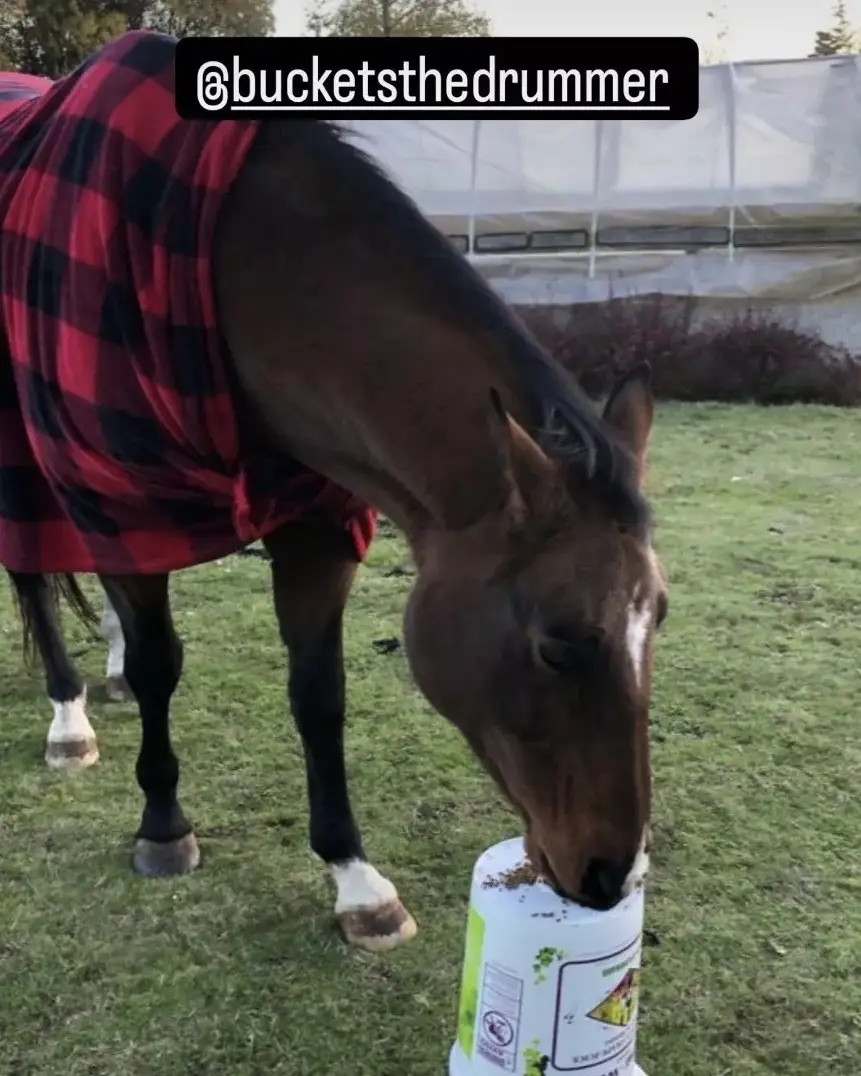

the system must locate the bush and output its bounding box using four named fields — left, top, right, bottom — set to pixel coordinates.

left=516, top=294, right=861, bottom=406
